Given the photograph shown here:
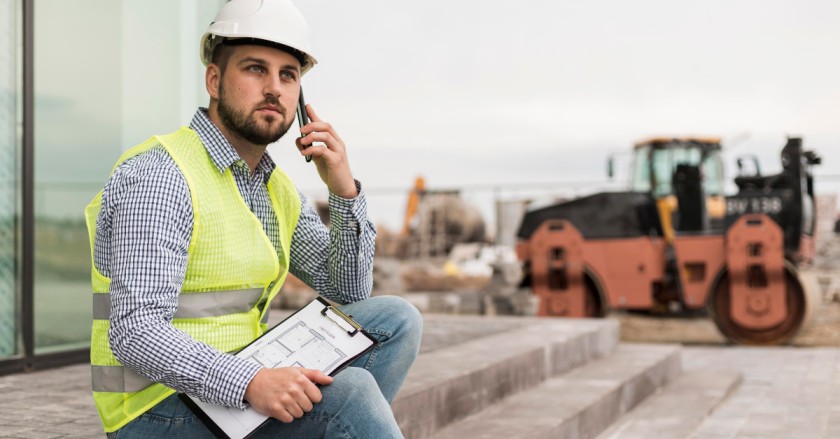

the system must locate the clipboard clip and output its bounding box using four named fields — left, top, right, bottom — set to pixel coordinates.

left=321, top=306, right=361, bottom=336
